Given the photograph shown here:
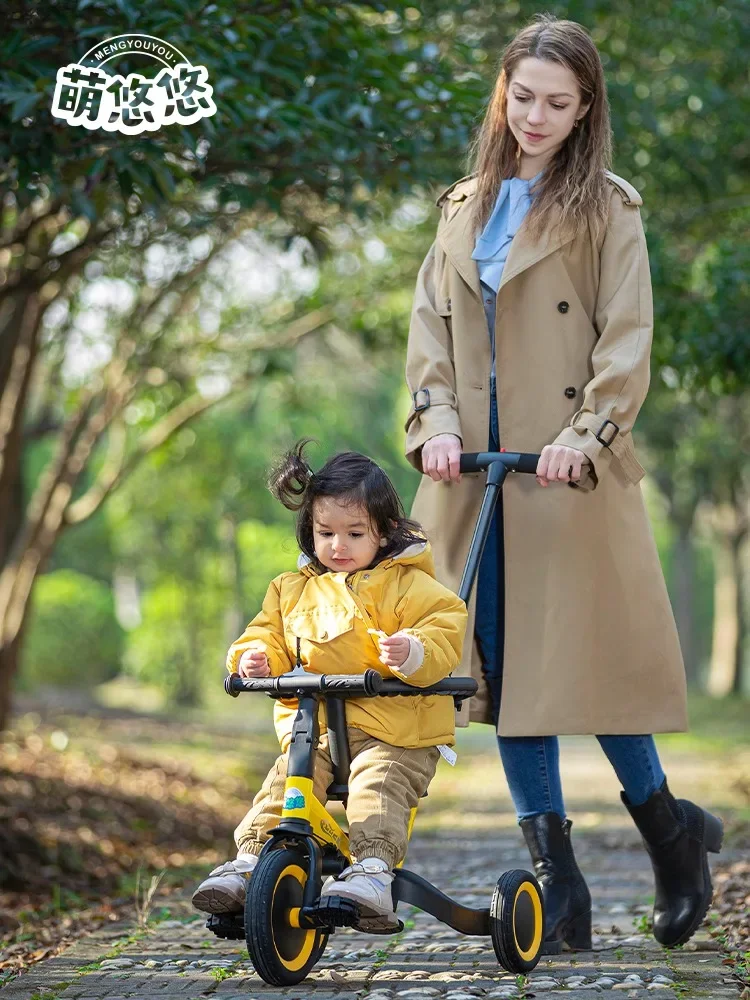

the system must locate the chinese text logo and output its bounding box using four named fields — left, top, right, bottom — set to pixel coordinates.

left=52, top=33, right=217, bottom=134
